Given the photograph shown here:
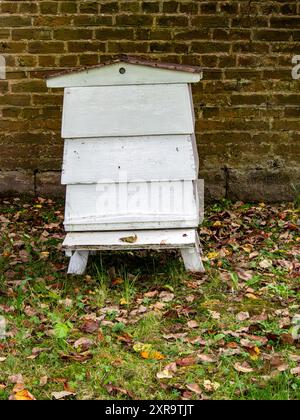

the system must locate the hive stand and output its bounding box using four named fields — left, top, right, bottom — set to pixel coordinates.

left=46, top=56, right=205, bottom=275
left=63, top=230, right=204, bottom=275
